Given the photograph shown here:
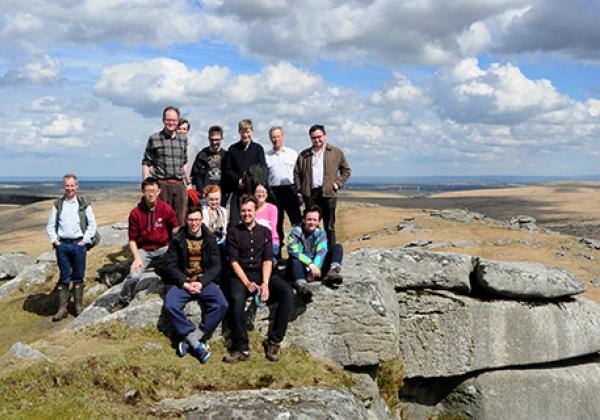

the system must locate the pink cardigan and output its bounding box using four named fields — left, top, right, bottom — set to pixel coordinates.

left=256, top=203, right=279, bottom=245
